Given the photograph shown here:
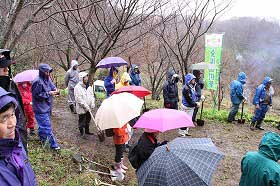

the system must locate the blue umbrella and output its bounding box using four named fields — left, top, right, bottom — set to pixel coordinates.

left=96, top=57, right=128, bottom=68
left=137, top=138, right=224, bottom=186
